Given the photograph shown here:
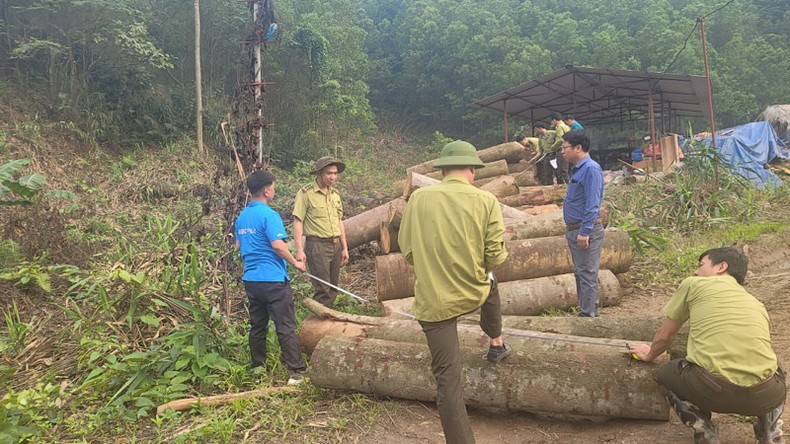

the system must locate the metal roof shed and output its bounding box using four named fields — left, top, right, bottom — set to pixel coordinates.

left=472, top=65, right=710, bottom=141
